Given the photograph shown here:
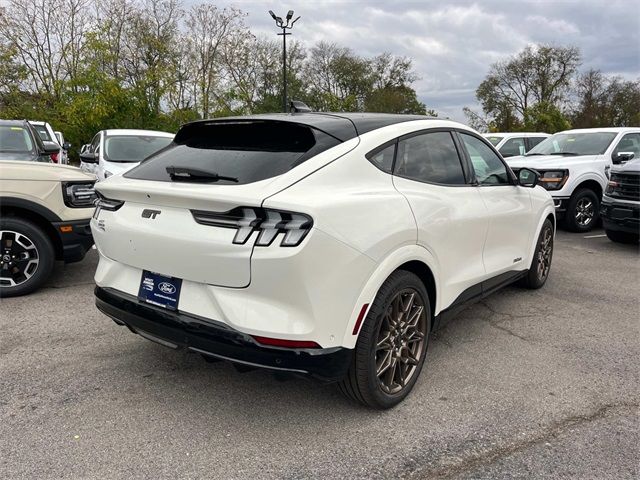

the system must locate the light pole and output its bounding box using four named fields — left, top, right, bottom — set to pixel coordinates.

left=269, top=9, right=300, bottom=113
